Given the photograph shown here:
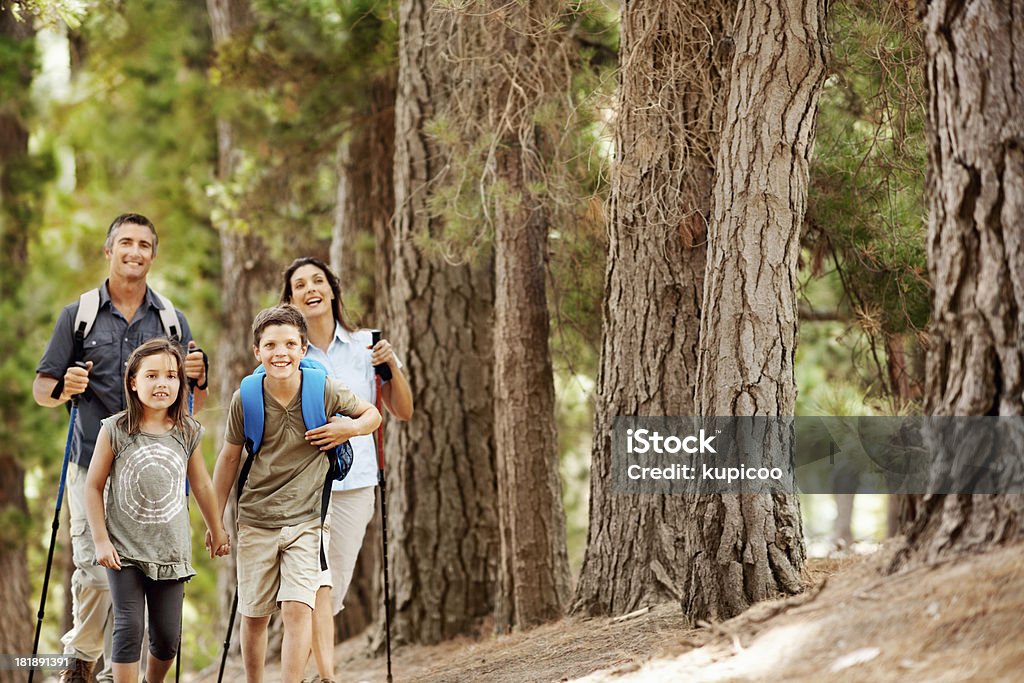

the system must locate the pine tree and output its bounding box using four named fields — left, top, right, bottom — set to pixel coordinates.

left=893, top=0, right=1024, bottom=568
left=573, top=0, right=732, bottom=617
left=690, top=0, right=829, bottom=621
